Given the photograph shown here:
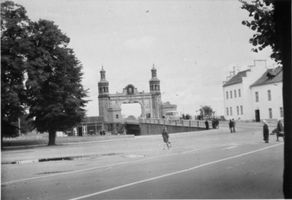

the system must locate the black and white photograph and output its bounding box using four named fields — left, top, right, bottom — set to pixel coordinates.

left=1, top=0, right=291, bottom=199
